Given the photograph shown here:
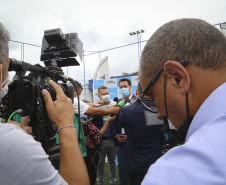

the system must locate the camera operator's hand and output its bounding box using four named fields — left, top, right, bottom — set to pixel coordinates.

left=42, top=80, right=89, bottom=185
left=42, top=80, right=75, bottom=129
